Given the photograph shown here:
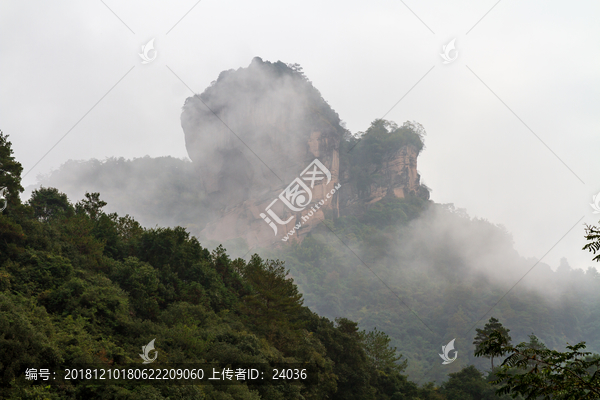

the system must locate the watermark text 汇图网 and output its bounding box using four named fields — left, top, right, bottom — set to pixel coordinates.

left=259, top=159, right=341, bottom=242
